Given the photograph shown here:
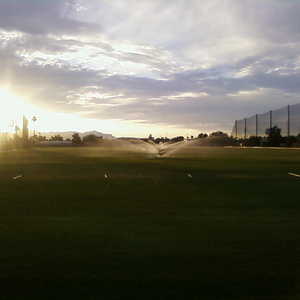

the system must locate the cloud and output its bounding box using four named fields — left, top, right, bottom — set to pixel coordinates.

left=0, top=0, right=300, bottom=135
left=0, top=0, right=99, bottom=35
